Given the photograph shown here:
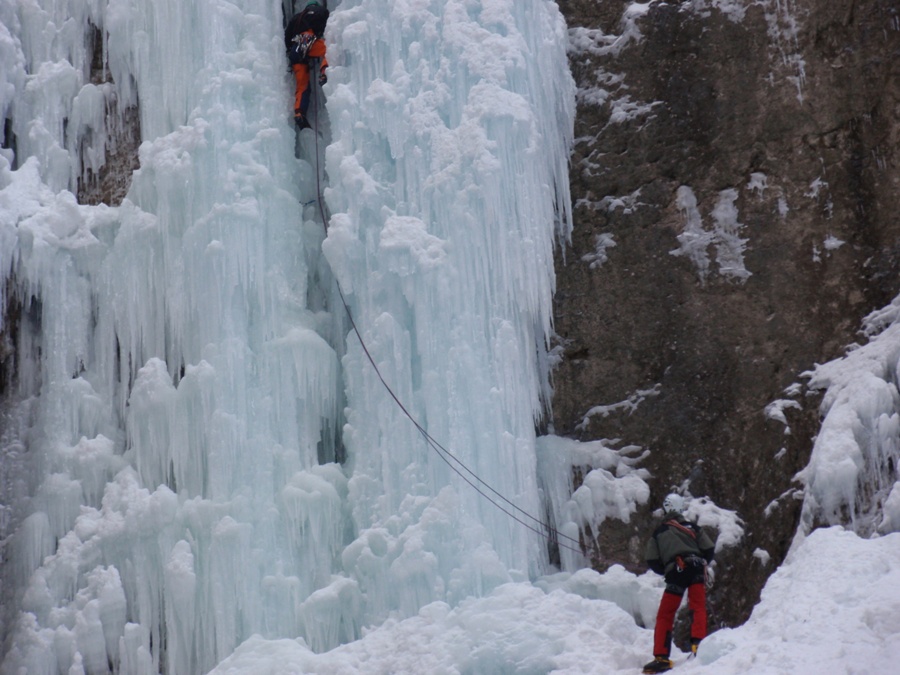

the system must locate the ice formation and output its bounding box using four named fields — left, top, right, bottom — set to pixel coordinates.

left=795, top=297, right=900, bottom=540
left=4, top=0, right=898, bottom=672
left=321, top=0, right=576, bottom=611
left=0, top=0, right=595, bottom=672
left=670, top=186, right=750, bottom=284
left=198, top=526, right=900, bottom=675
